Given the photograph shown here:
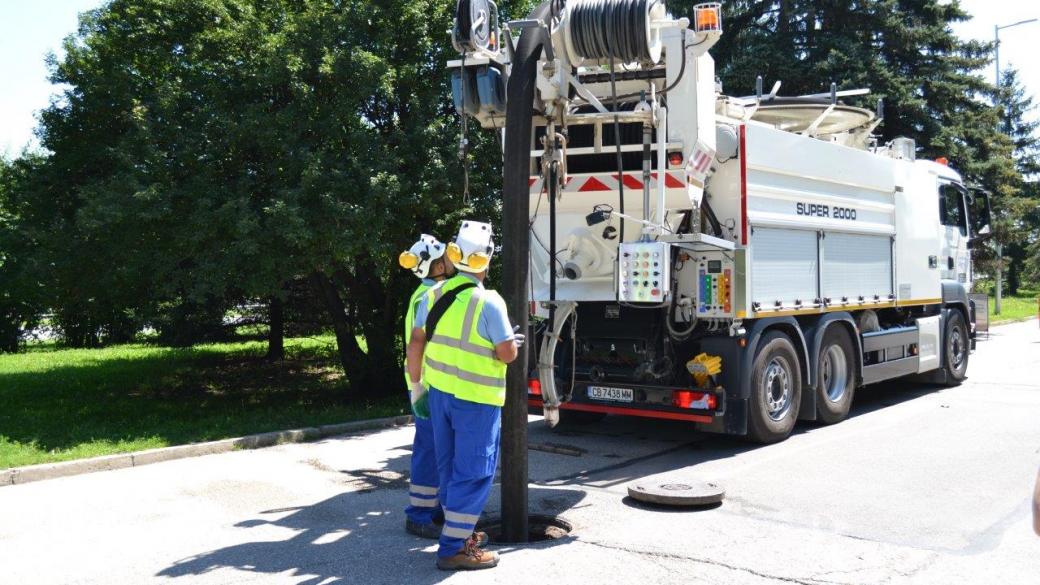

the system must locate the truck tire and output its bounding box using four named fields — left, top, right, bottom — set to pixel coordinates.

left=815, top=326, right=856, bottom=424
left=748, top=331, right=802, bottom=444
left=942, top=310, right=969, bottom=386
